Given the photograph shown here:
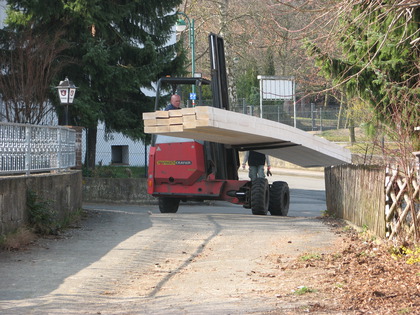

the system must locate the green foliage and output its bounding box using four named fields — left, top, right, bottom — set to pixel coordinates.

left=390, top=245, right=420, bottom=265
left=60, top=208, right=86, bottom=230
left=306, top=2, right=419, bottom=148
left=292, top=286, right=317, bottom=295
left=26, top=190, right=57, bottom=235
left=236, top=59, right=260, bottom=105
left=263, top=47, right=275, bottom=76
left=299, top=253, right=322, bottom=261
left=83, top=165, right=146, bottom=178
left=4, top=0, right=185, bottom=140
left=0, top=227, right=36, bottom=250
